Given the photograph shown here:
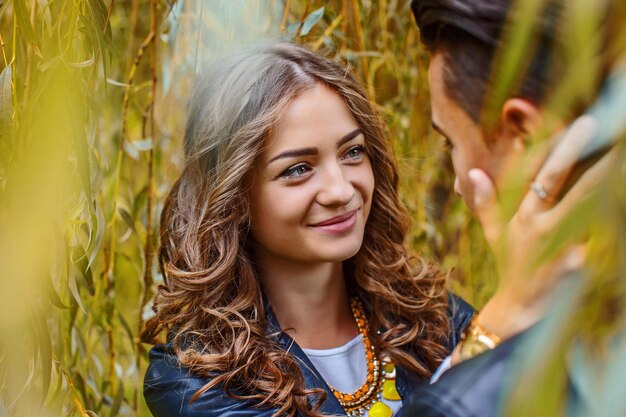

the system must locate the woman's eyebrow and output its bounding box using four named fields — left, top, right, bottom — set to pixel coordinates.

left=267, top=147, right=318, bottom=165
left=266, top=129, right=362, bottom=166
left=337, top=129, right=362, bottom=147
